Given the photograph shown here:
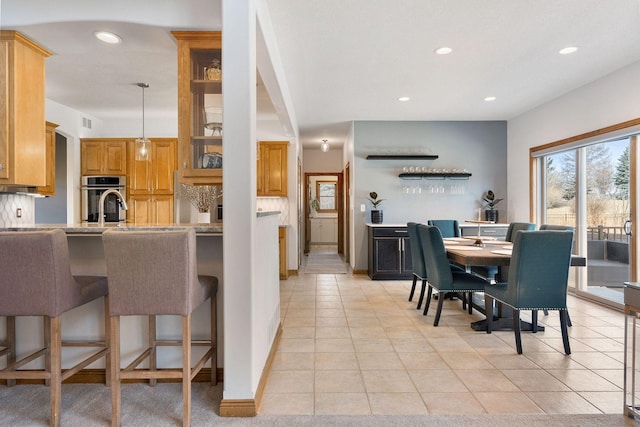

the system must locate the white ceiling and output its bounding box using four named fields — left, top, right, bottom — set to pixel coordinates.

left=2, top=0, right=640, bottom=149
